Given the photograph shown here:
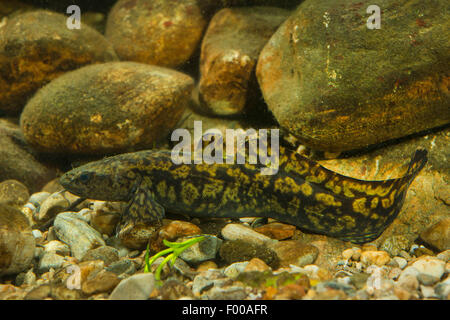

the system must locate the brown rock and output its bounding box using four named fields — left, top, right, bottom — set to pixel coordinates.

left=20, top=62, right=194, bottom=155
left=254, top=222, right=296, bottom=240
left=196, top=261, right=218, bottom=272
left=360, top=250, right=391, bottom=266
left=0, top=0, right=34, bottom=19
left=90, top=202, right=121, bottom=236
left=420, top=218, right=450, bottom=252
left=0, top=119, right=56, bottom=193
left=273, top=283, right=306, bottom=300
left=0, top=179, right=29, bottom=208
left=198, top=7, right=289, bottom=115
left=119, top=221, right=160, bottom=250
left=0, top=204, right=35, bottom=276
left=0, top=10, right=118, bottom=115
left=81, top=270, right=121, bottom=296
left=105, top=0, right=207, bottom=67
left=244, top=257, right=271, bottom=272
left=293, top=232, right=350, bottom=272
left=268, top=240, right=319, bottom=268
left=159, top=220, right=202, bottom=241
left=257, top=0, right=450, bottom=152
left=24, top=284, right=51, bottom=300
